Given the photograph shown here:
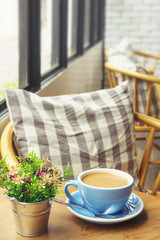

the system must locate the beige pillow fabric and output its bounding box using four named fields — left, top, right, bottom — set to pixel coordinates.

left=5, top=81, right=138, bottom=183
left=108, top=38, right=148, bottom=73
